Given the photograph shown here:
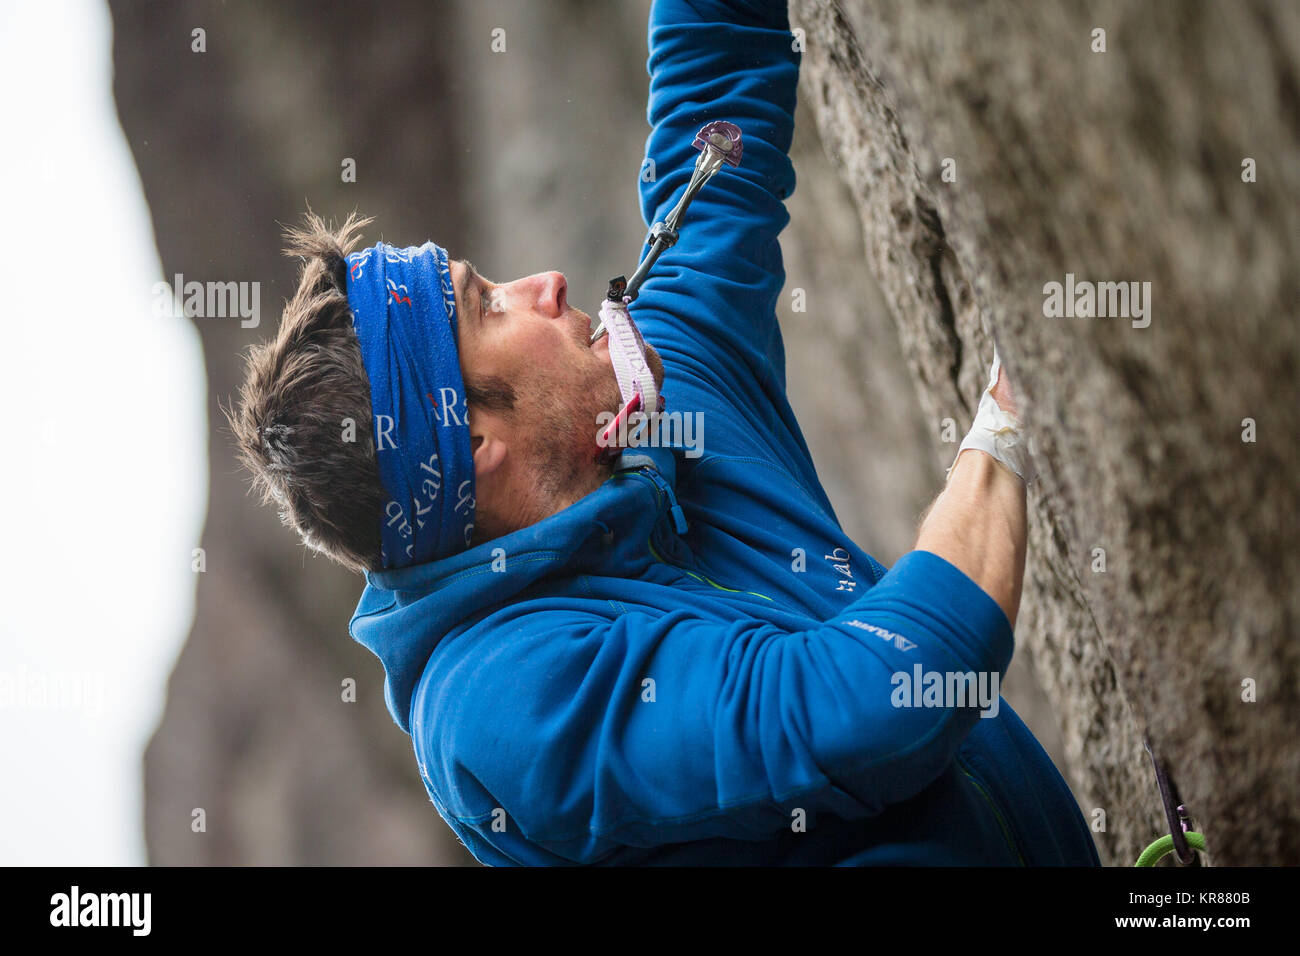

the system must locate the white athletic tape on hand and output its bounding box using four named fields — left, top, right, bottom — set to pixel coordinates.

left=946, top=344, right=1037, bottom=485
